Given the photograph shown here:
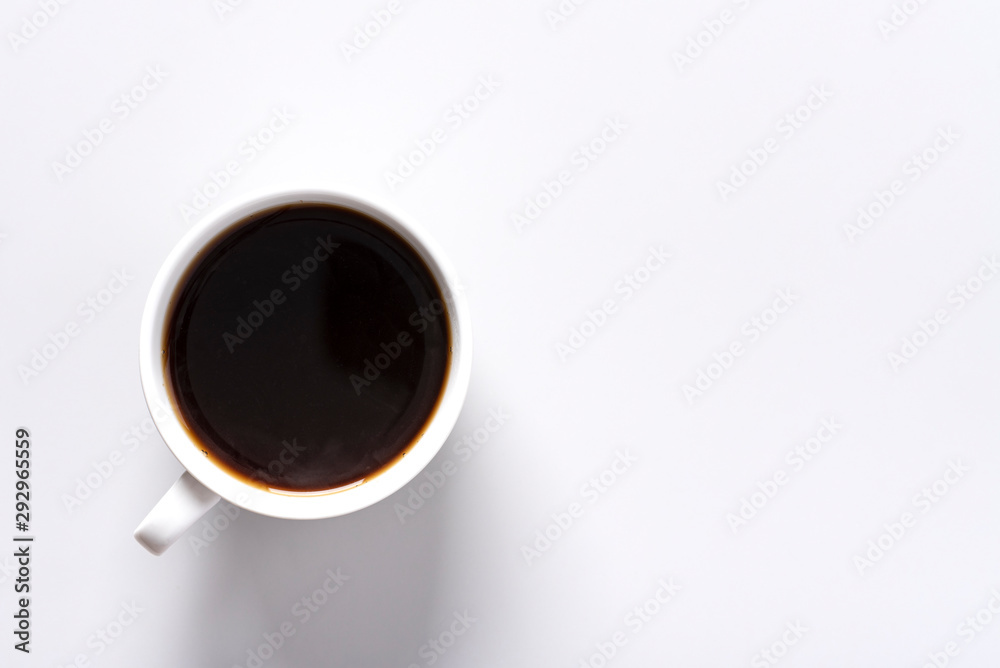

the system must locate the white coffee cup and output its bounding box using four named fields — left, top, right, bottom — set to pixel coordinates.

left=133, top=189, right=472, bottom=555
